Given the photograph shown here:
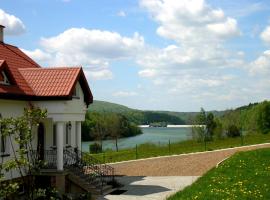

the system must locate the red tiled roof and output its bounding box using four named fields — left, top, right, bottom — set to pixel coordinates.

left=0, top=43, right=38, bottom=95
left=0, top=60, right=5, bottom=68
left=0, top=42, right=93, bottom=106
left=19, top=67, right=81, bottom=97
